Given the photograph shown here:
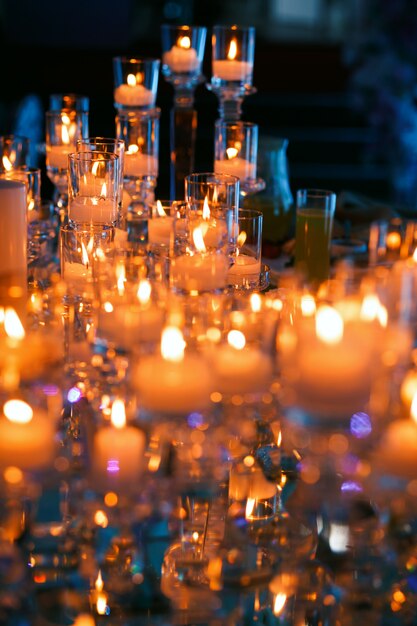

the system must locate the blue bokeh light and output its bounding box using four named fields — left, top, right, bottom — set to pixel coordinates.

left=350, top=412, right=372, bottom=439
left=67, top=387, right=82, bottom=403
left=341, top=481, right=363, bottom=493
left=187, top=412, right=204, bottom=429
